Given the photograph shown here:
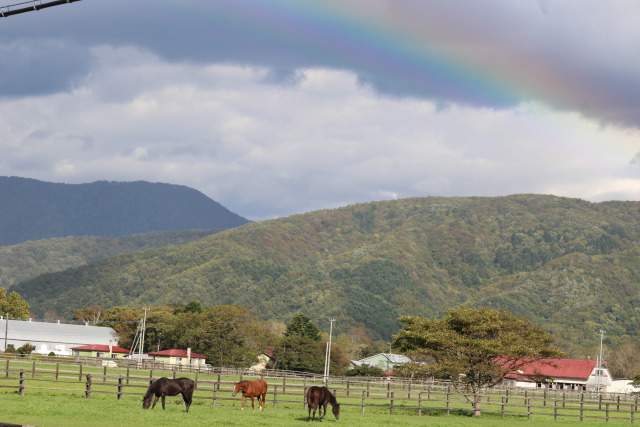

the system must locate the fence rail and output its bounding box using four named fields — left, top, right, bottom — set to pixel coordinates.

left=1, top=359, right=640, bottom=423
